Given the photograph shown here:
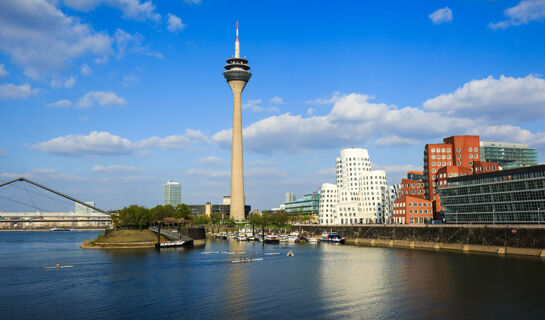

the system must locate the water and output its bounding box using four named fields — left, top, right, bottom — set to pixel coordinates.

left=1, top=231, right=545, bottom=320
